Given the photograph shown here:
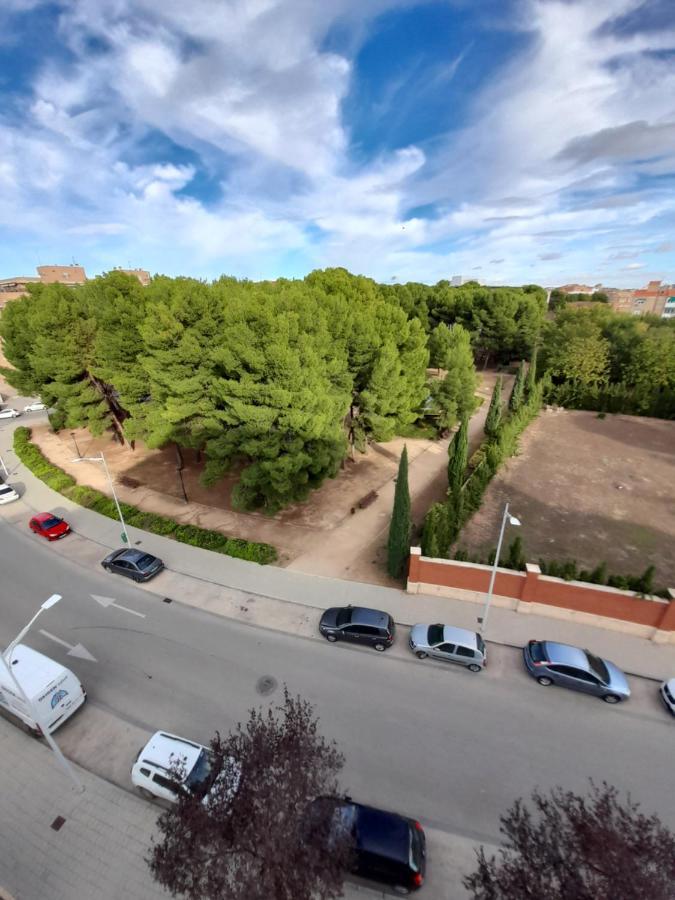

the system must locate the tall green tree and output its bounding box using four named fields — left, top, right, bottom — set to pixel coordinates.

left=525, top=347, right=538, bottom=396
left=484, top=376, right=503, bottom=437
left=428, top=322, right=454, bottom=371
left=448, top=415, right=469, bottom=497
left=421, top=502, right=446, bottom=559
left=429, top=323, right=477, bottom=431
left=509, top=361, right=526, bottom=412
left=387, top=445, right=411, bottom=578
